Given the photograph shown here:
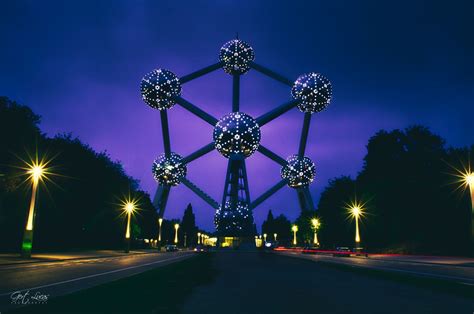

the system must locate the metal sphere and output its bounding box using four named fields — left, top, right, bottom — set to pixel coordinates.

left=213, top=112, right=261, bottom=158
left=291, top=72, right=332, bottom=113
left=281, top=155, right=316, bottom=188
left=214, top=201, right=252, bottom=233
left=152, top=153, right=187, bottom=186
left=140, top=69, right=181, bottom=110
left=219, top=39, right=255, bottom=75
